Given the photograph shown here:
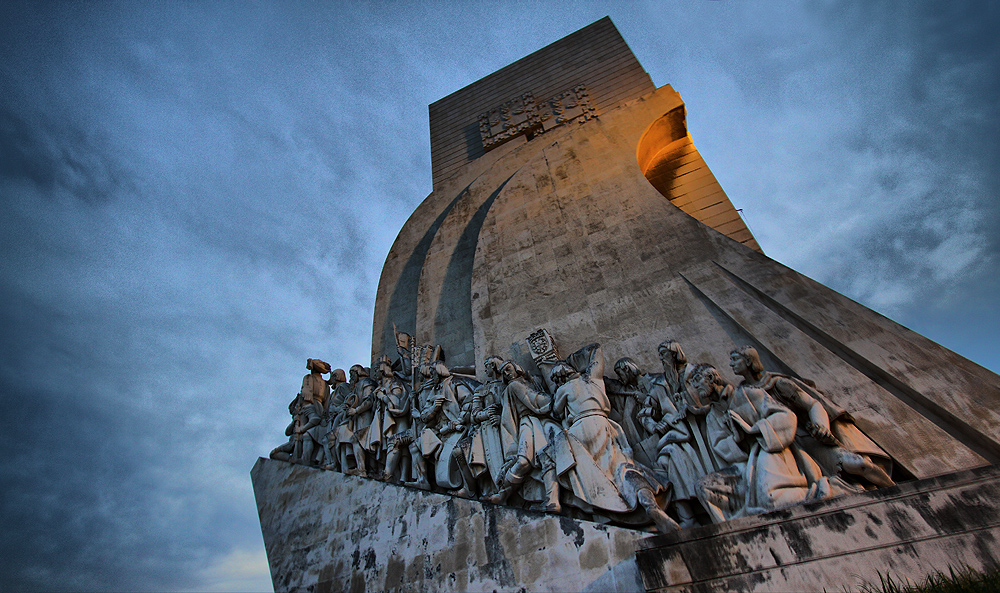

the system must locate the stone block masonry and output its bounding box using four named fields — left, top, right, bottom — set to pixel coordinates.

left=252, top=457, right=651, bottom=593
